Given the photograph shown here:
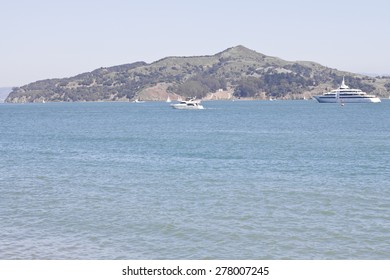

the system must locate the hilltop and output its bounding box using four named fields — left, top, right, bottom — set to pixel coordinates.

left=5, top=46, right=390, bottom=103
